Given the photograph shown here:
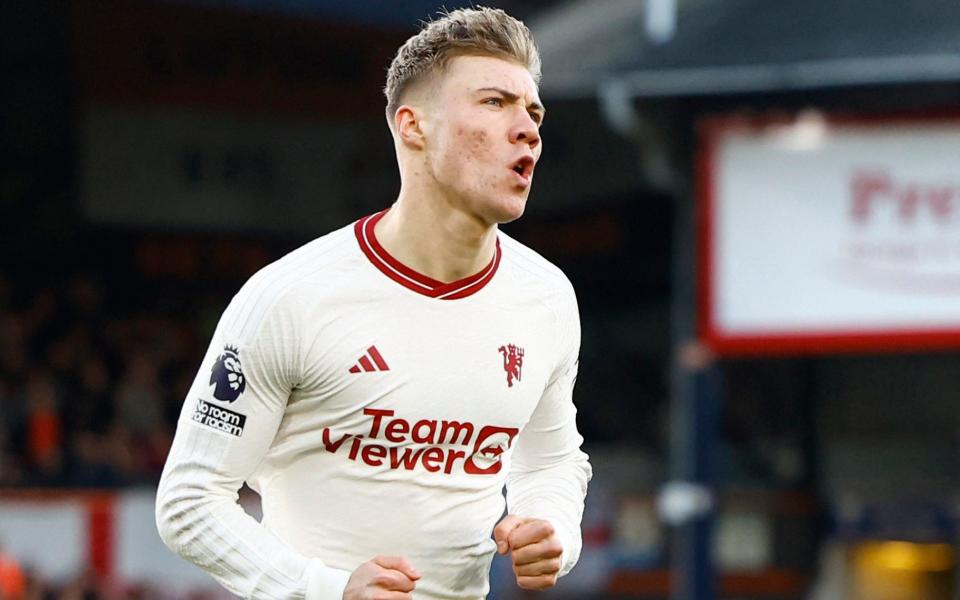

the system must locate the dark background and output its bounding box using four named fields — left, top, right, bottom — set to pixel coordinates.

left=3, top=1, right=960, bottom=599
